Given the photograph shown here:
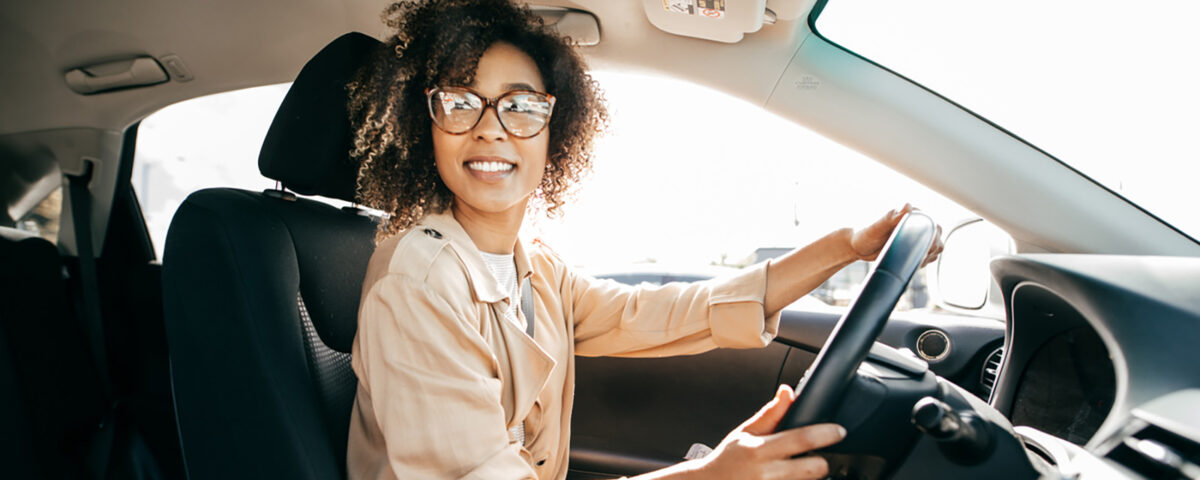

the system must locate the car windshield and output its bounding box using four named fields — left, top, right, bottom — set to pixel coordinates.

left=815, top=0, right=1200, bottom=242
